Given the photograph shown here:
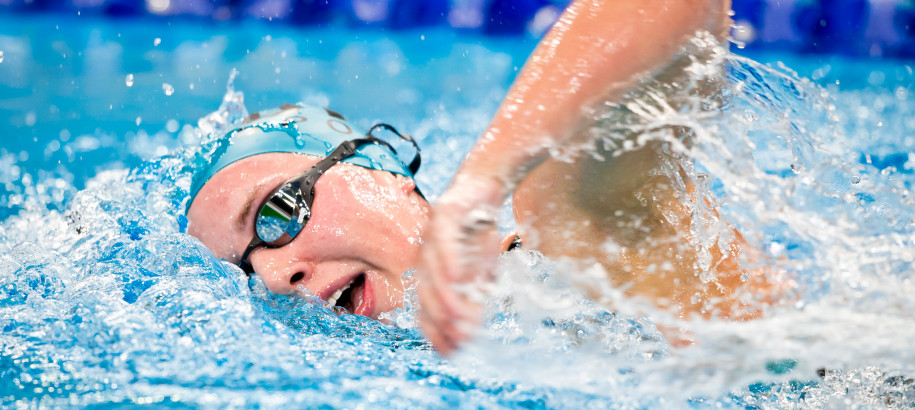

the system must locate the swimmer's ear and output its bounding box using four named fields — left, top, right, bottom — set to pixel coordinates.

left=500, top=232, right=522, bottom=252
